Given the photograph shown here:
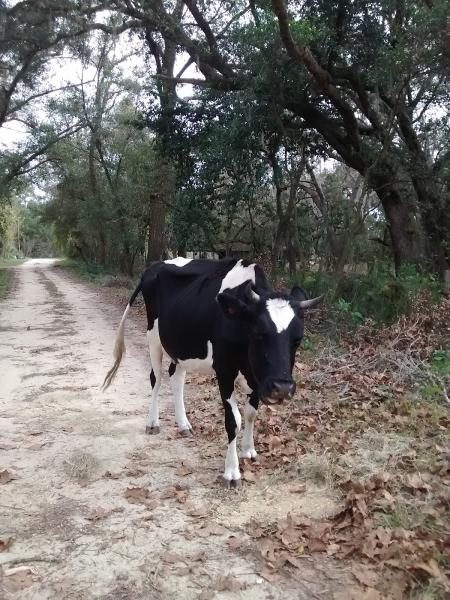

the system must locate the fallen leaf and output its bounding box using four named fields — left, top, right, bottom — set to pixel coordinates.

left=351, top=564, right=379, bottom=587
left=85, top=507, right=111, bottom=521
left=176, top=464, right=193, bottom=477
left=259, top=567, right=281, bottom=582
left=409, top=559, right=442, bottom=578
left=0, top=537, right=14, bottom=552
left=405, top=473, right=432, bottom=493
left=0, top=469, right=14, bottom=484
left=242, top=470, right=257, bottom=482
left=227, top=536, right=241, bottom=550
left=2, top=566, right=35, bottom=592
left=124, top=486, right=150, bottom=504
